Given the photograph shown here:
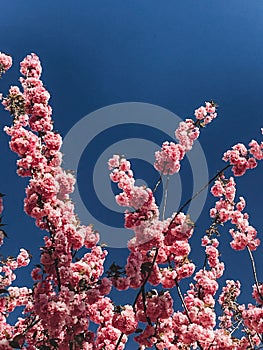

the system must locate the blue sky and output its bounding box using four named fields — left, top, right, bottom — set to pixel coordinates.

left=1, top=1, right=263, bottom=348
